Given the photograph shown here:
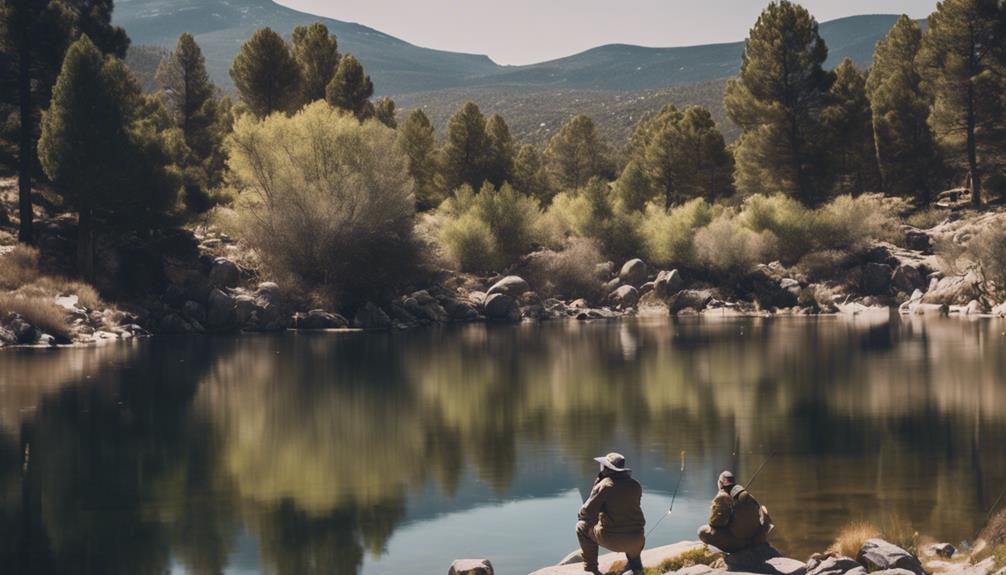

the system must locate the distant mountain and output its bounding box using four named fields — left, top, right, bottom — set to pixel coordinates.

left=116, top=1, right=917, bottom=96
